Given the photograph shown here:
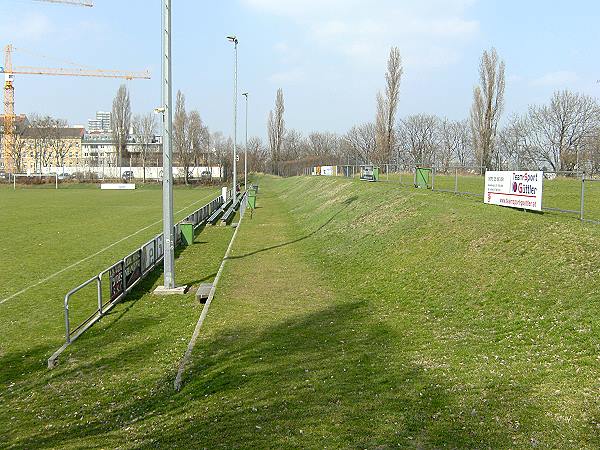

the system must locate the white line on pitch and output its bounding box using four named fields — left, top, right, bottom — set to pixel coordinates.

left=0, top=194, right=215, bottom=306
